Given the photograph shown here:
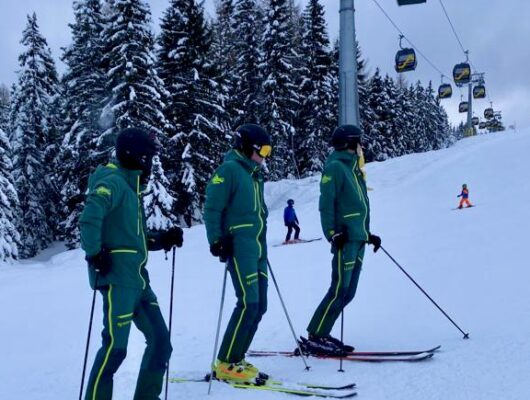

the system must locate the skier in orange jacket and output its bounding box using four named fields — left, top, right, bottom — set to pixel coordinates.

left=457, top=184, right=473, bottom=209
